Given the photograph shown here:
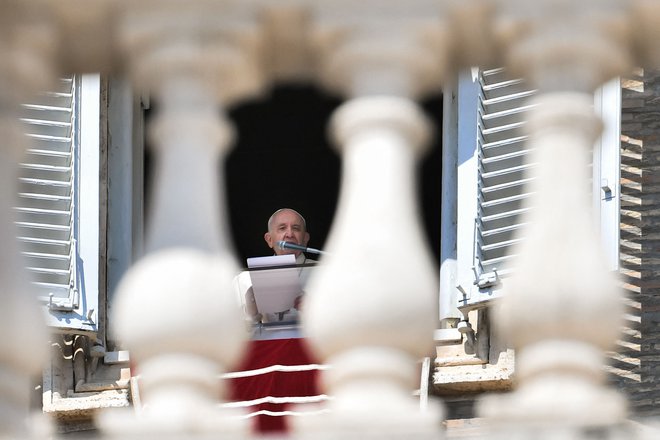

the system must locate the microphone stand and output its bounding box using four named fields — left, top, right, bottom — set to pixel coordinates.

left=302, top=247, right=329, bottom=256
left=277, top=241, right=330, bottom=256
